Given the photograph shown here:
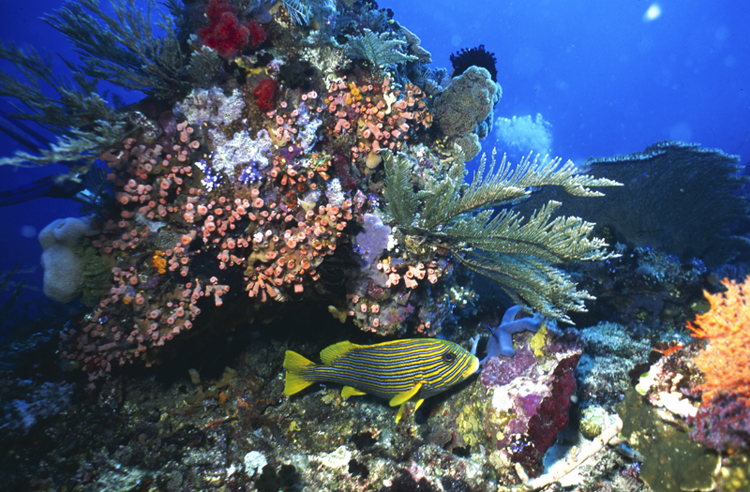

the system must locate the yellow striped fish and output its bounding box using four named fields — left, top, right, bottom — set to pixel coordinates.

left=283, top=339, right=479, bottom=422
